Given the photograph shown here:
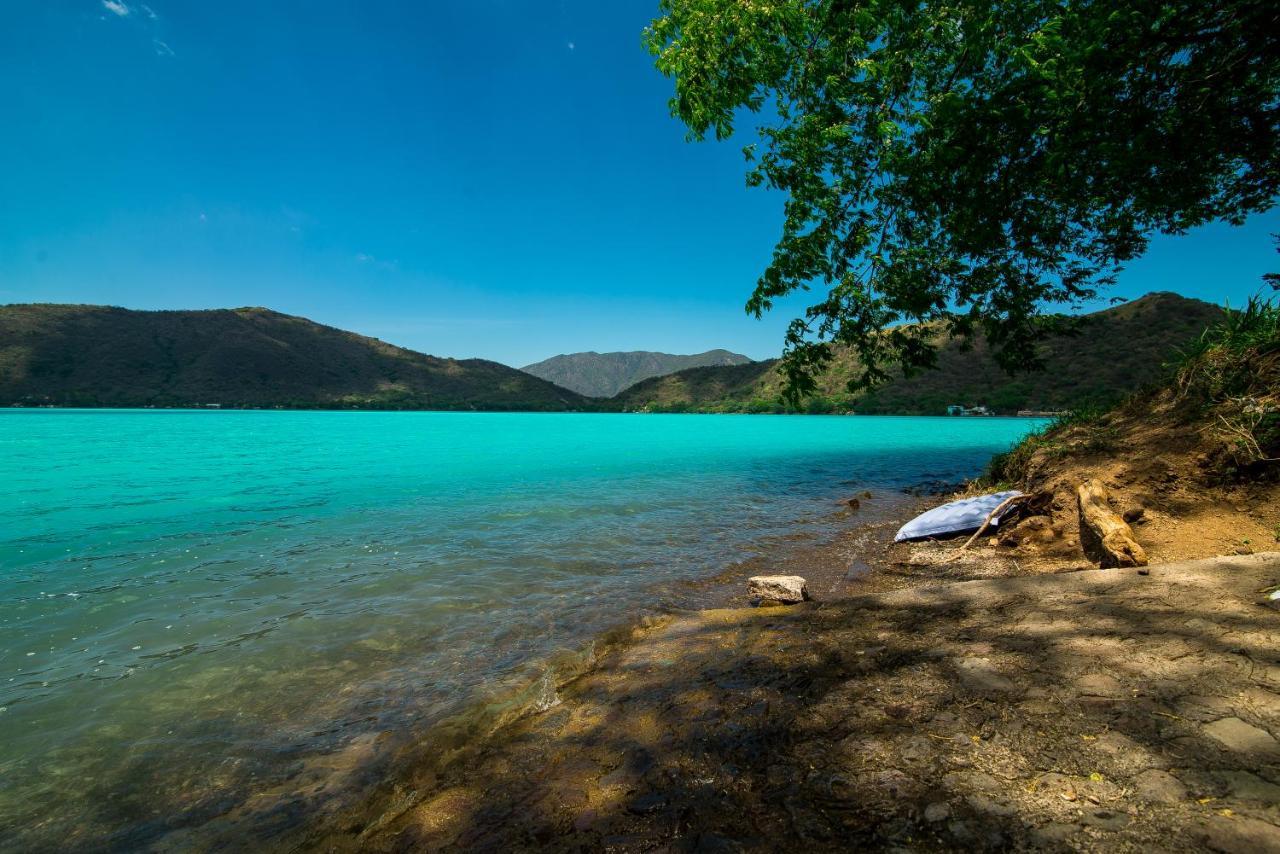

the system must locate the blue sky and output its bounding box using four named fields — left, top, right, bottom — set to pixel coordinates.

left=2, top=1, right=1276, bottom=367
